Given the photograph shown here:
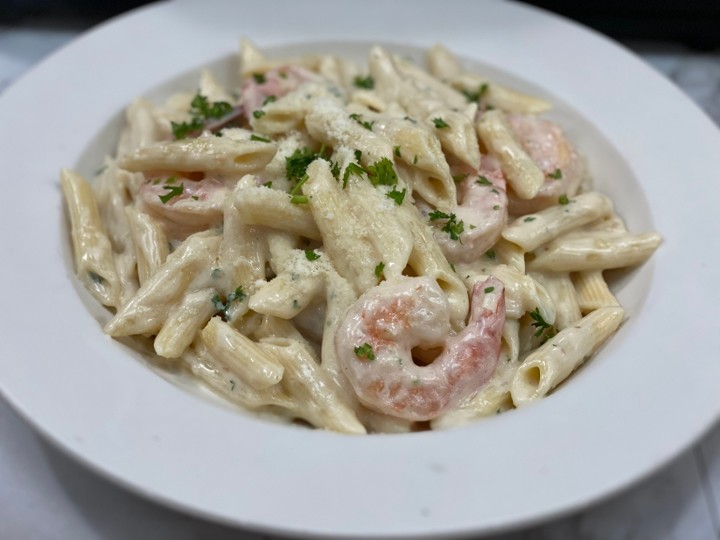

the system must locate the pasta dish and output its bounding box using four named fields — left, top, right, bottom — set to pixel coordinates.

left=60, top=41, right=661, bottom=434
